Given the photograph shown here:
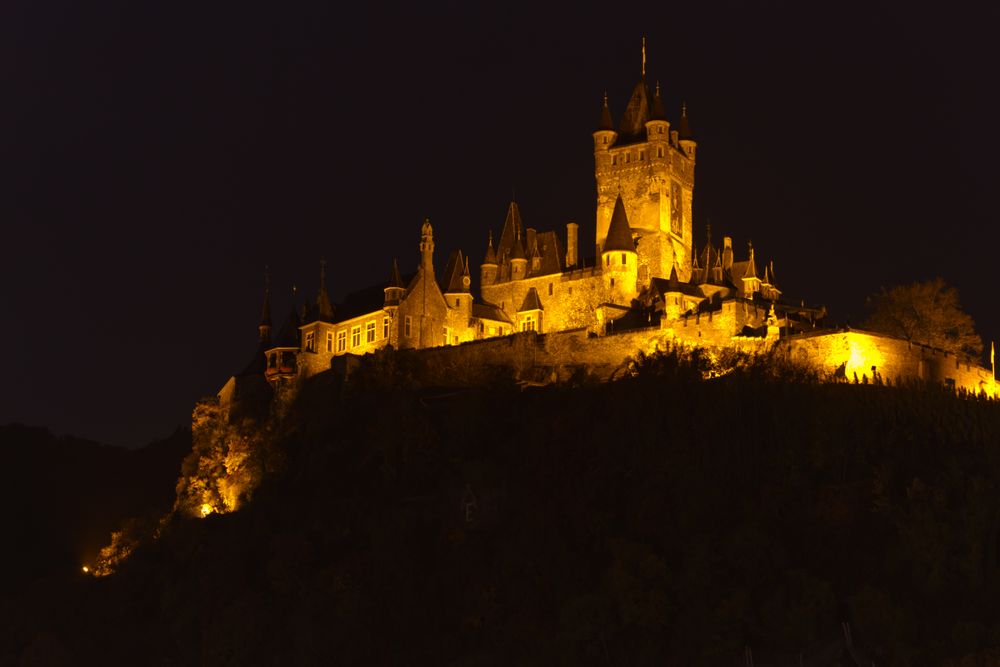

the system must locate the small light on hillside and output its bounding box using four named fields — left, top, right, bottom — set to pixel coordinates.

left=82, top=566, right=89, bottom=574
